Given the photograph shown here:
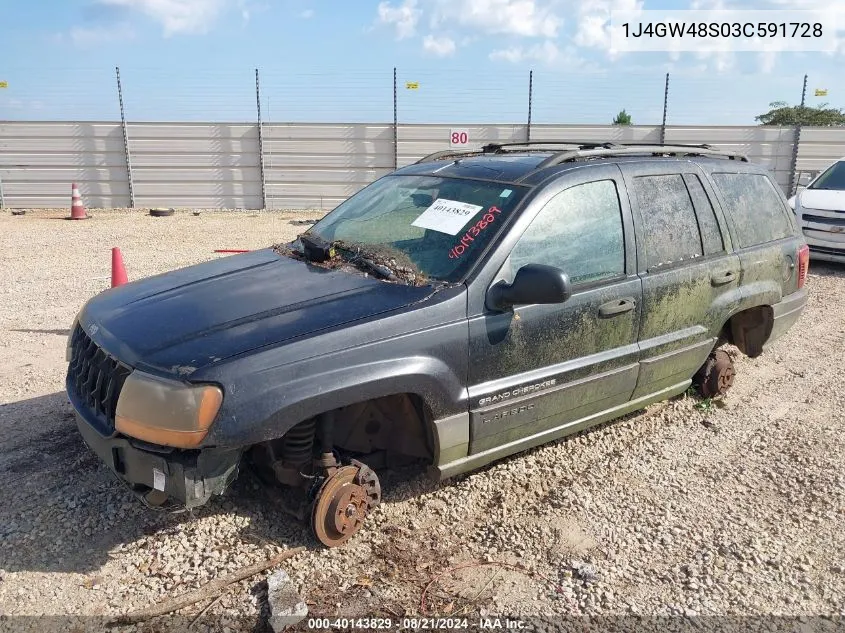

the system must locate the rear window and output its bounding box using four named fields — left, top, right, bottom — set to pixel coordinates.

left=711, top=173, right=793, bottom=248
